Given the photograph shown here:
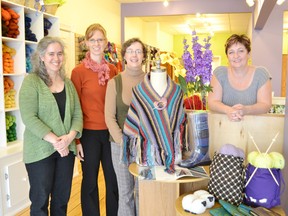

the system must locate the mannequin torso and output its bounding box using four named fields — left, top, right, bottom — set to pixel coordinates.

left=150, top=71, right=167, bottom=97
